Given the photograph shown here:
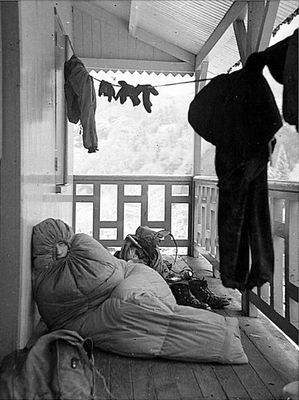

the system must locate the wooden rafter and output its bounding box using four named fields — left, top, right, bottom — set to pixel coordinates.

left=233, top=18, right=247, bottom=65
left=247, top=0, right=266, bottom=56
left=129, top=0, right=139, bottom=37
left=195, top=0, right=247, bottom=70
left=132, top=28, right=195, bottom=65
left=256, top=0, right=280, bottom=52
left=233, top=0, right=280, bottom=64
